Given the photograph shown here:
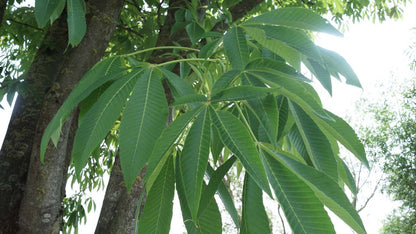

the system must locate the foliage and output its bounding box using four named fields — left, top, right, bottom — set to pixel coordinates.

left=351, top=78, right=416, bottom=234
left=0, top=3, right=44, bottom=107
left=38, top=5, right=371, bottom=233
